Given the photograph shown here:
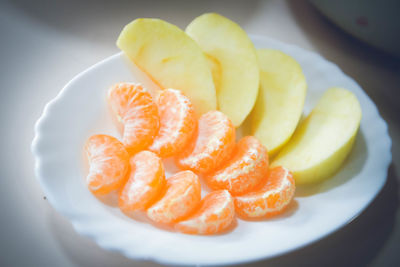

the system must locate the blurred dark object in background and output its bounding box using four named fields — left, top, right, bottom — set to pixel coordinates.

left=309, top=0, right=400, bottom=58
